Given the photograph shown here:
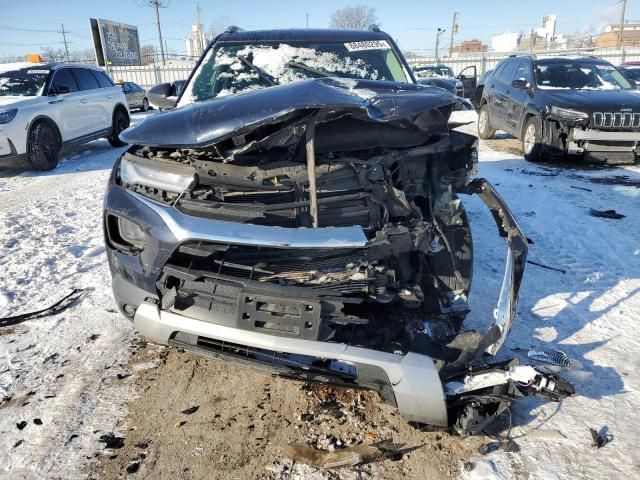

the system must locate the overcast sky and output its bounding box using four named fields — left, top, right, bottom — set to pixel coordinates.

left=0, top=0, right=637, bottom=59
